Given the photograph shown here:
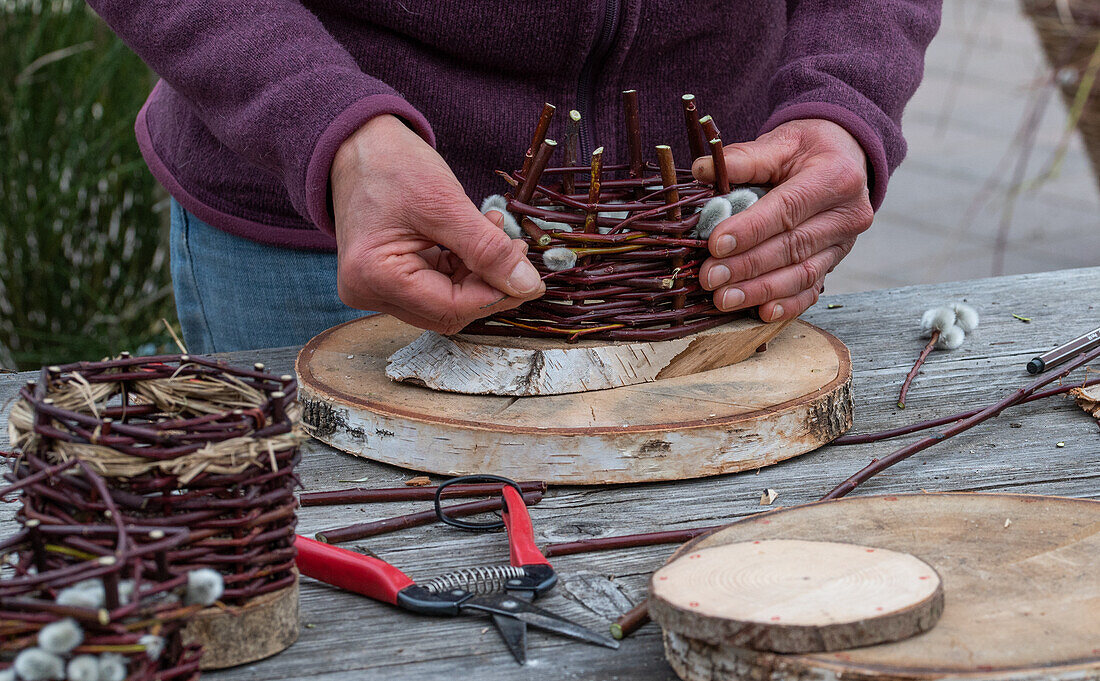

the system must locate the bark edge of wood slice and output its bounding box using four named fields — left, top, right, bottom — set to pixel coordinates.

left=181, top=573, right=299, bottom=669
left=658, top=493, right=1100, bottom=681
left=295, top=315, right=852, bottom=484
left=649, top=539, right=944, bottom=653
left=385, top=316, right=793, bottom=396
